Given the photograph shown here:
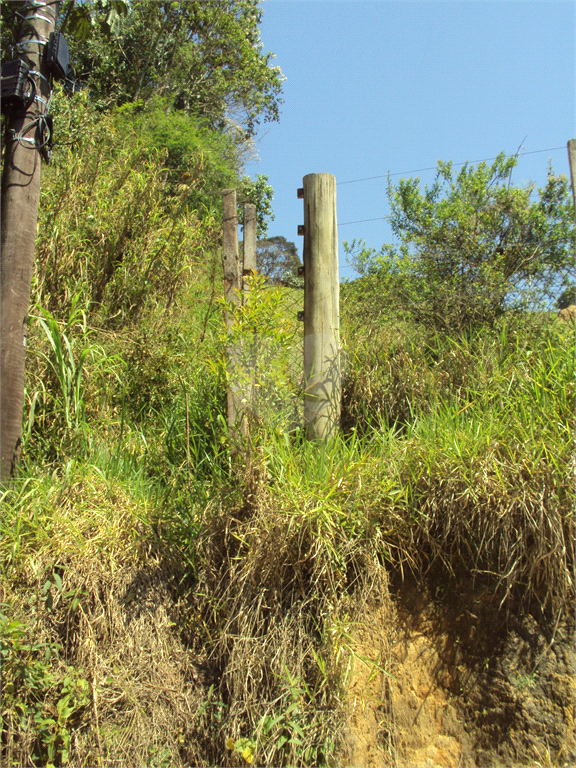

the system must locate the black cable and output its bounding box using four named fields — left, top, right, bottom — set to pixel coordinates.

left=7, top=0, right=56, bottom=157
left=10, top=87, right=53, bottom=153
